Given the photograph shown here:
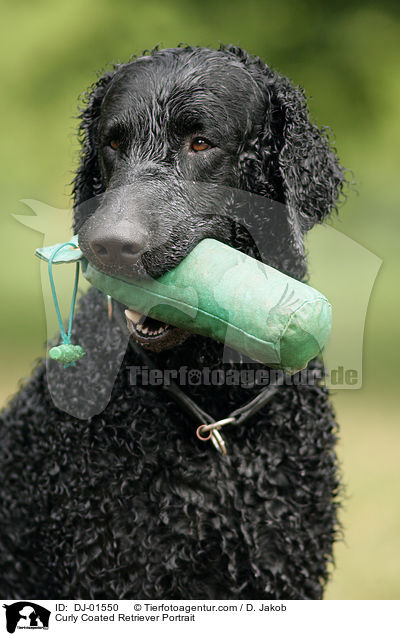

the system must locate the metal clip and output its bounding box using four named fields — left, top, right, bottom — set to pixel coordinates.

left=196, top=417, right=236, bottom=455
